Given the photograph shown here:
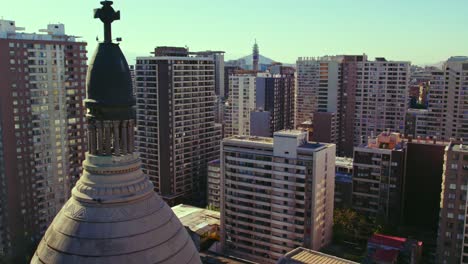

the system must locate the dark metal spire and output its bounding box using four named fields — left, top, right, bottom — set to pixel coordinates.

left=85, top=1, right=135, bottom=156
left=94, top=1, right=120, bottom=43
